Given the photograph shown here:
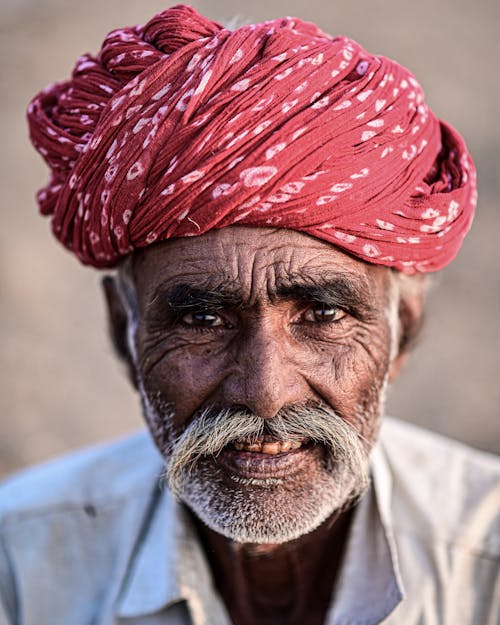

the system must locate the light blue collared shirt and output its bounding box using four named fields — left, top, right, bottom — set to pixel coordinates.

left=0, top=418, right=498, bottom=625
